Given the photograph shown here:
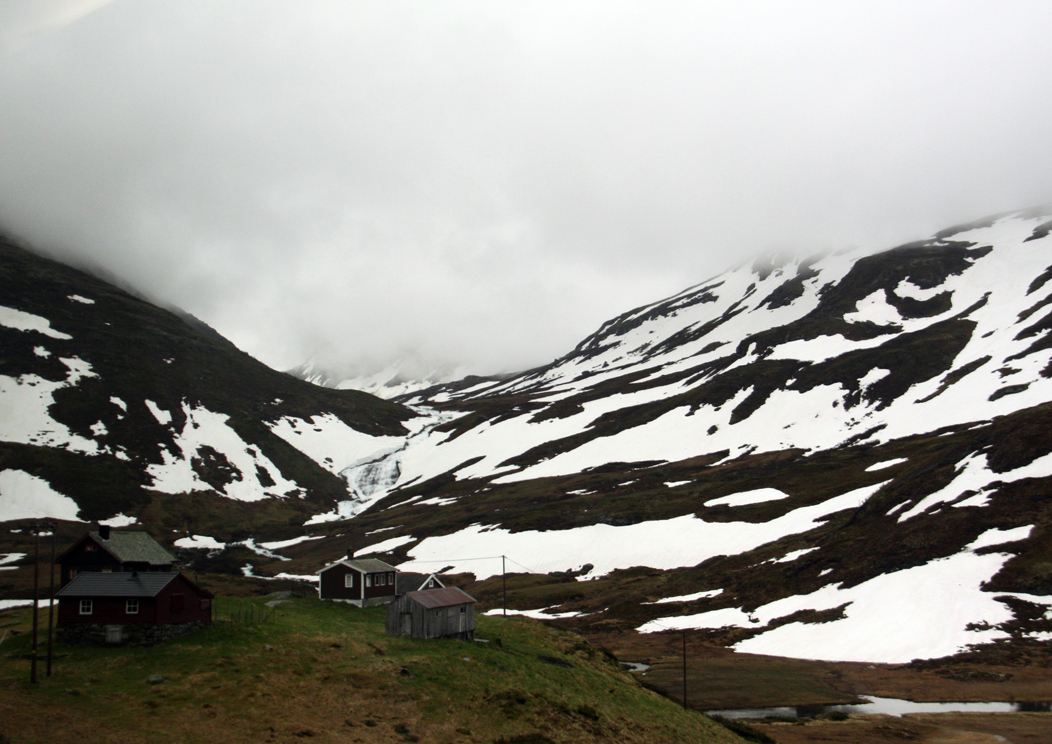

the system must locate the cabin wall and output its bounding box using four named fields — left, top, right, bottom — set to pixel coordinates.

left=60, top=538, right=121, bottom=584
left=362, top=571, right=396, bottom=602
left=57, top=577, right=211, bottom=627
left=319, top=565, right=361, bottom=600
left=58, top=597, right=158, bottom=625
left=154, top=579, right=212, bottom=624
